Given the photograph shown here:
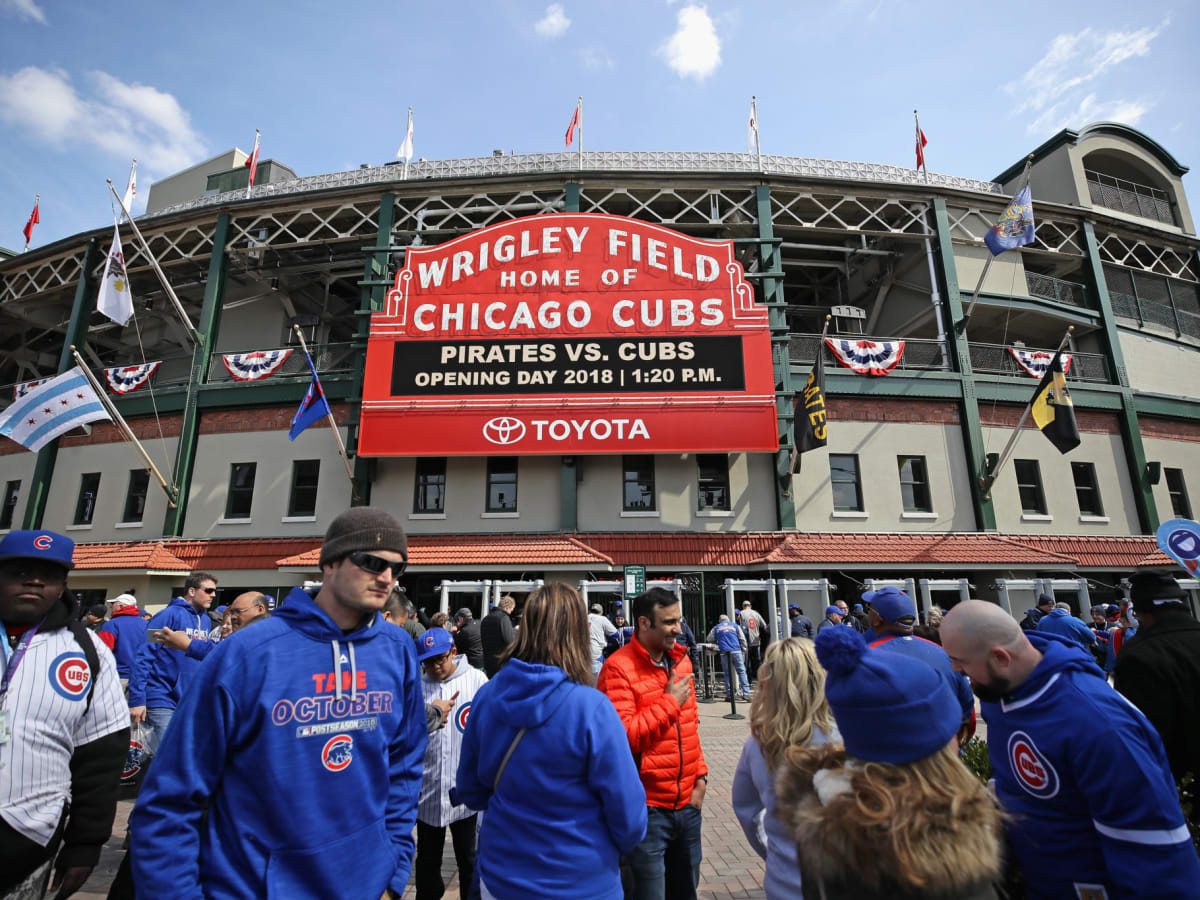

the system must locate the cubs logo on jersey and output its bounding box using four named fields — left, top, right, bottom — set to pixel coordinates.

left=321, top=734, right=354, bottom=772
left=1008, top=730, right=1059, bottom=799
left=454, top=701, right=472, bottom=733
left=49, top=651, right=91, bottom=701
